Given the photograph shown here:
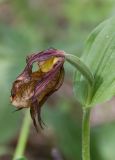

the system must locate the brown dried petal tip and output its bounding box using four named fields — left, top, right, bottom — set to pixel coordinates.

left=10, top=48, right=65, bottom=131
